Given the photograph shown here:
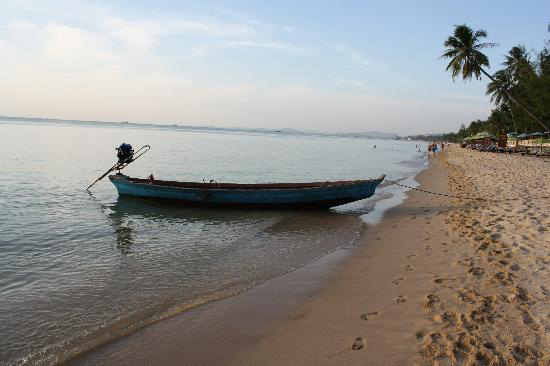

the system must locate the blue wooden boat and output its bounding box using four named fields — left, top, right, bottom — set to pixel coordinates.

left=109, top=173, right=385, bottom=209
